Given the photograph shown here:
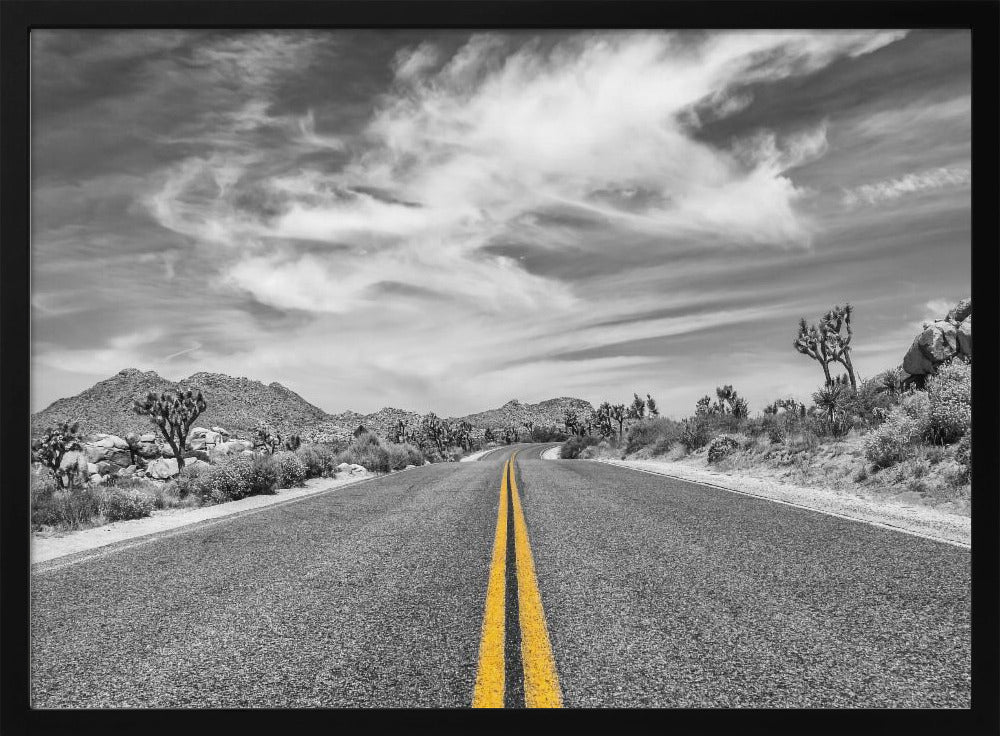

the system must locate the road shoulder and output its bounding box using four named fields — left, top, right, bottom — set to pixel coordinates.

left=31, top=472, right=378, bottom=566
left=584, top=457, right=970, bottom=549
